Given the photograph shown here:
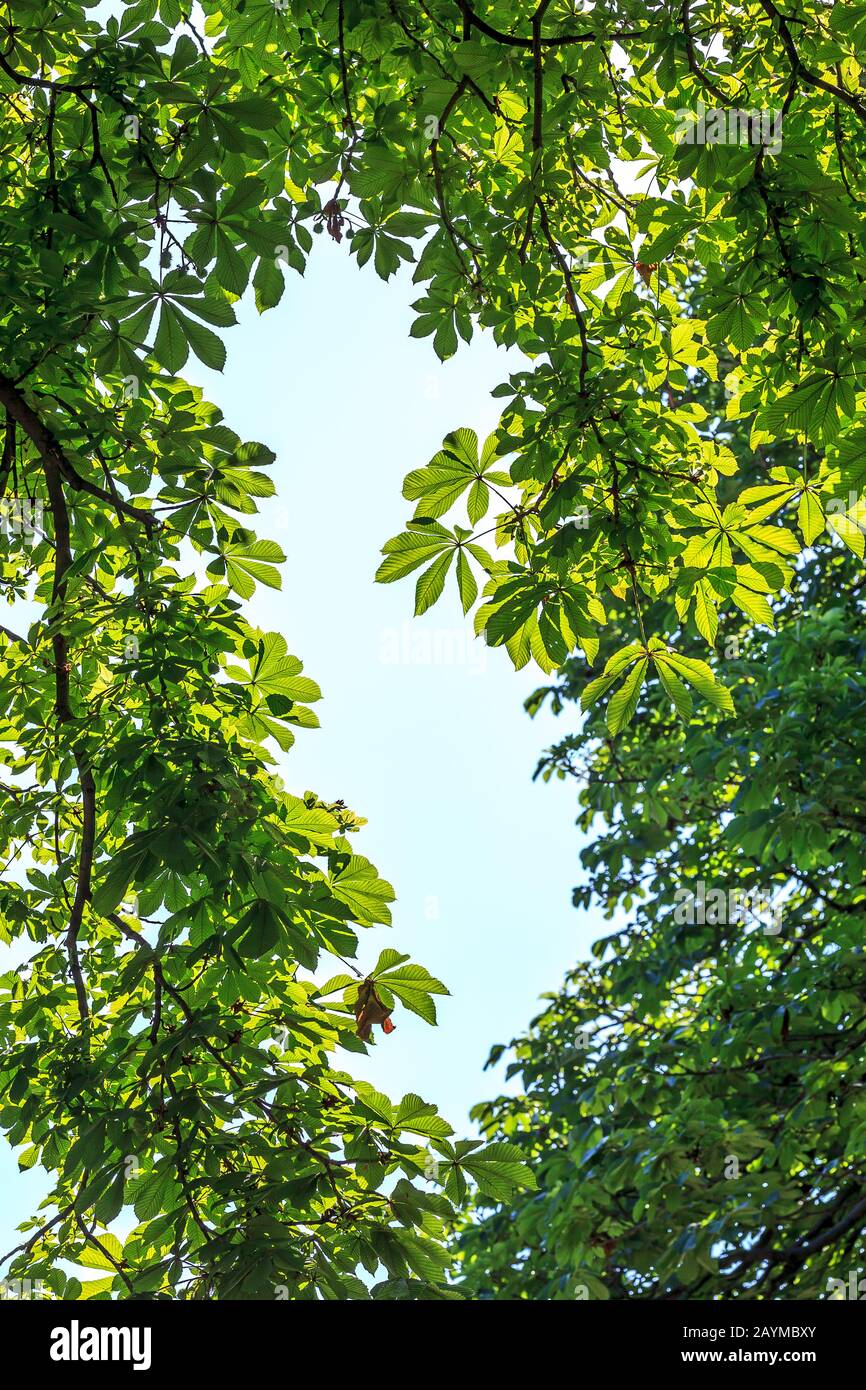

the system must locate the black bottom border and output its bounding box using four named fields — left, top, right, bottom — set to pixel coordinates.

left=0, top=1294, right=858, bottom=1376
